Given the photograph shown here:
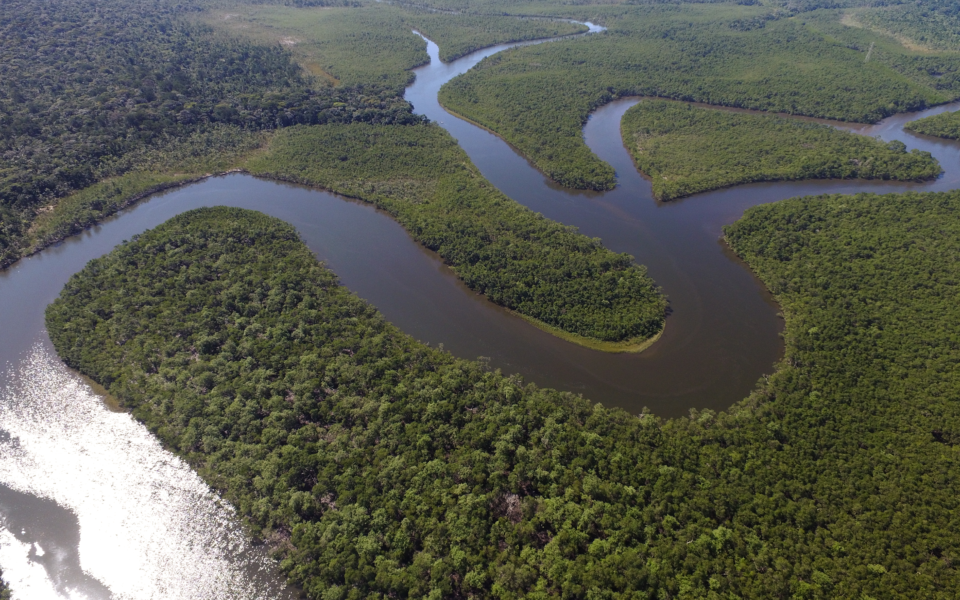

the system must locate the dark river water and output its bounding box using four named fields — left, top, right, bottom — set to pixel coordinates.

left=2, top=22, right=960, bottom=599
